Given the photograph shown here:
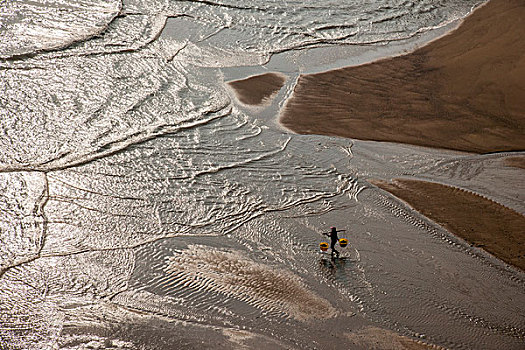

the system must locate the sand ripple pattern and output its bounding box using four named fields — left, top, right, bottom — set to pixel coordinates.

left=164, top=245, right=335, bottom=321
left=353, top=187, right=525, bottom=349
